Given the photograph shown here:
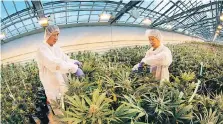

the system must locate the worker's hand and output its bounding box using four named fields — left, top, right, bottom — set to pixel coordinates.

left=132, top=63, right=139, bottom=71
left=74, top=60, right=82, bottom=67
left=76, top=68, right=85, bottom=77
